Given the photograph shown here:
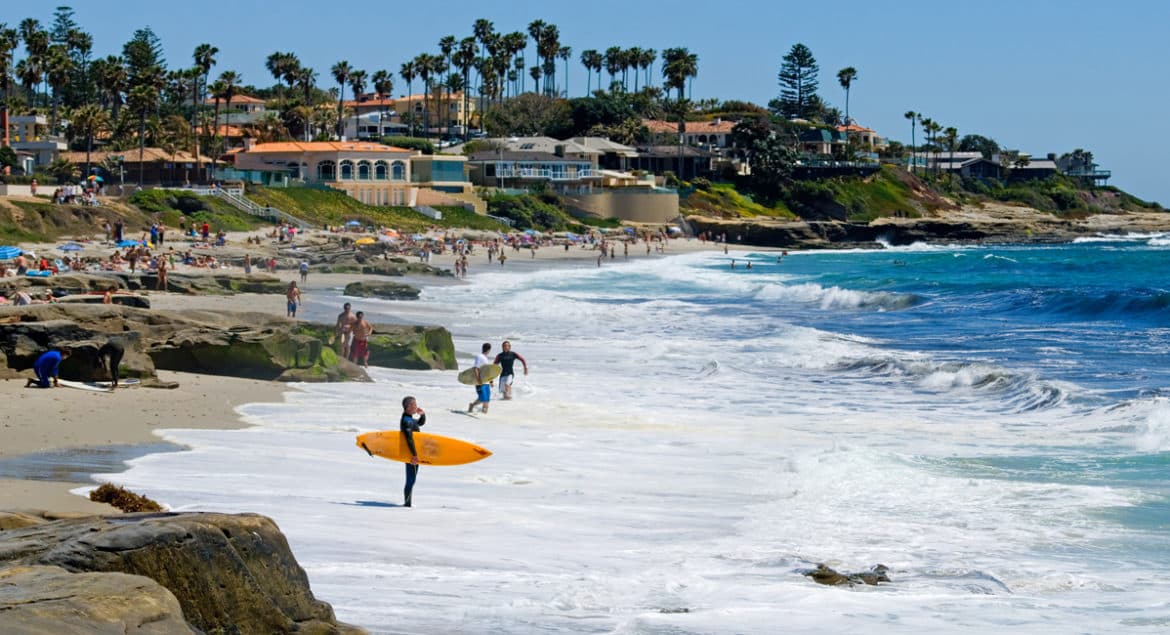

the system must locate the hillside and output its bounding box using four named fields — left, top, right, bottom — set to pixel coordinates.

left=244, top=187, right=508, bottom=232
